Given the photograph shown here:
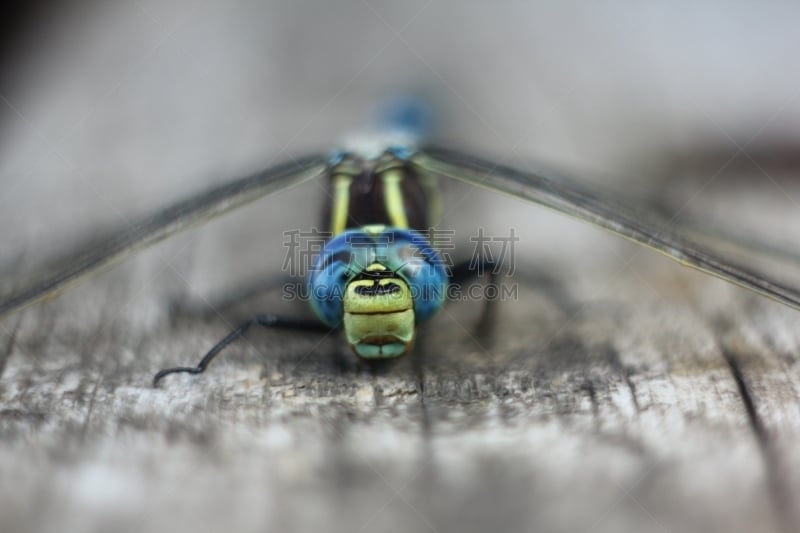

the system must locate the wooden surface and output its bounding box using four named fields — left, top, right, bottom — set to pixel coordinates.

left=2, top=218, right=800, bottom=533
